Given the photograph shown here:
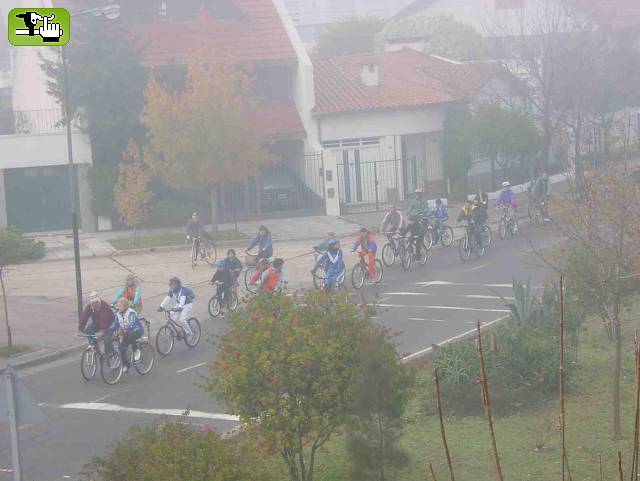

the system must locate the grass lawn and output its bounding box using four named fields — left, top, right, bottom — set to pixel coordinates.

left=0, top=344, right=32, bottom=358
left=108, top=230, right=247, bottom=250
left=312, top=302, right=640, bottom=481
